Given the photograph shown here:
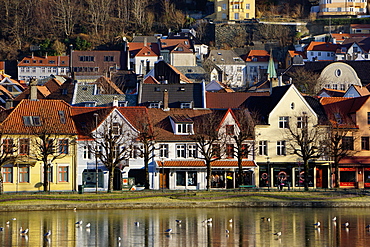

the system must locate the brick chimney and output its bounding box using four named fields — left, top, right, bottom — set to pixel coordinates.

left=30, top=78, right=38, bottom=100
left=163, top=89, right=169, bottom=111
